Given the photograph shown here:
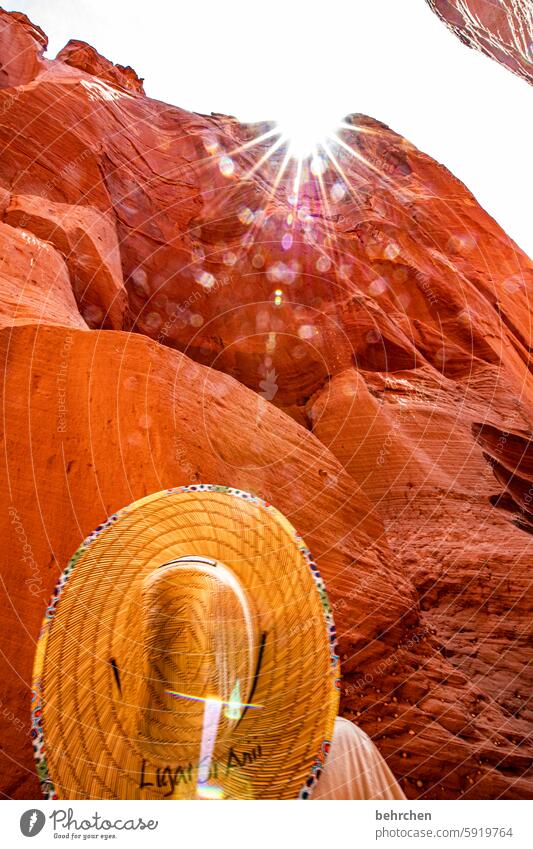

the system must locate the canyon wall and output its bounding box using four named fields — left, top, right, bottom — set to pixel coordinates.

left=427, top=0, right=532, bottom=85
